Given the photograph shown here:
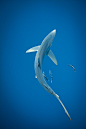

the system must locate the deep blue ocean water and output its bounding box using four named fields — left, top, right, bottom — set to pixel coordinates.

left=0, top=0, right=86, bottom=129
